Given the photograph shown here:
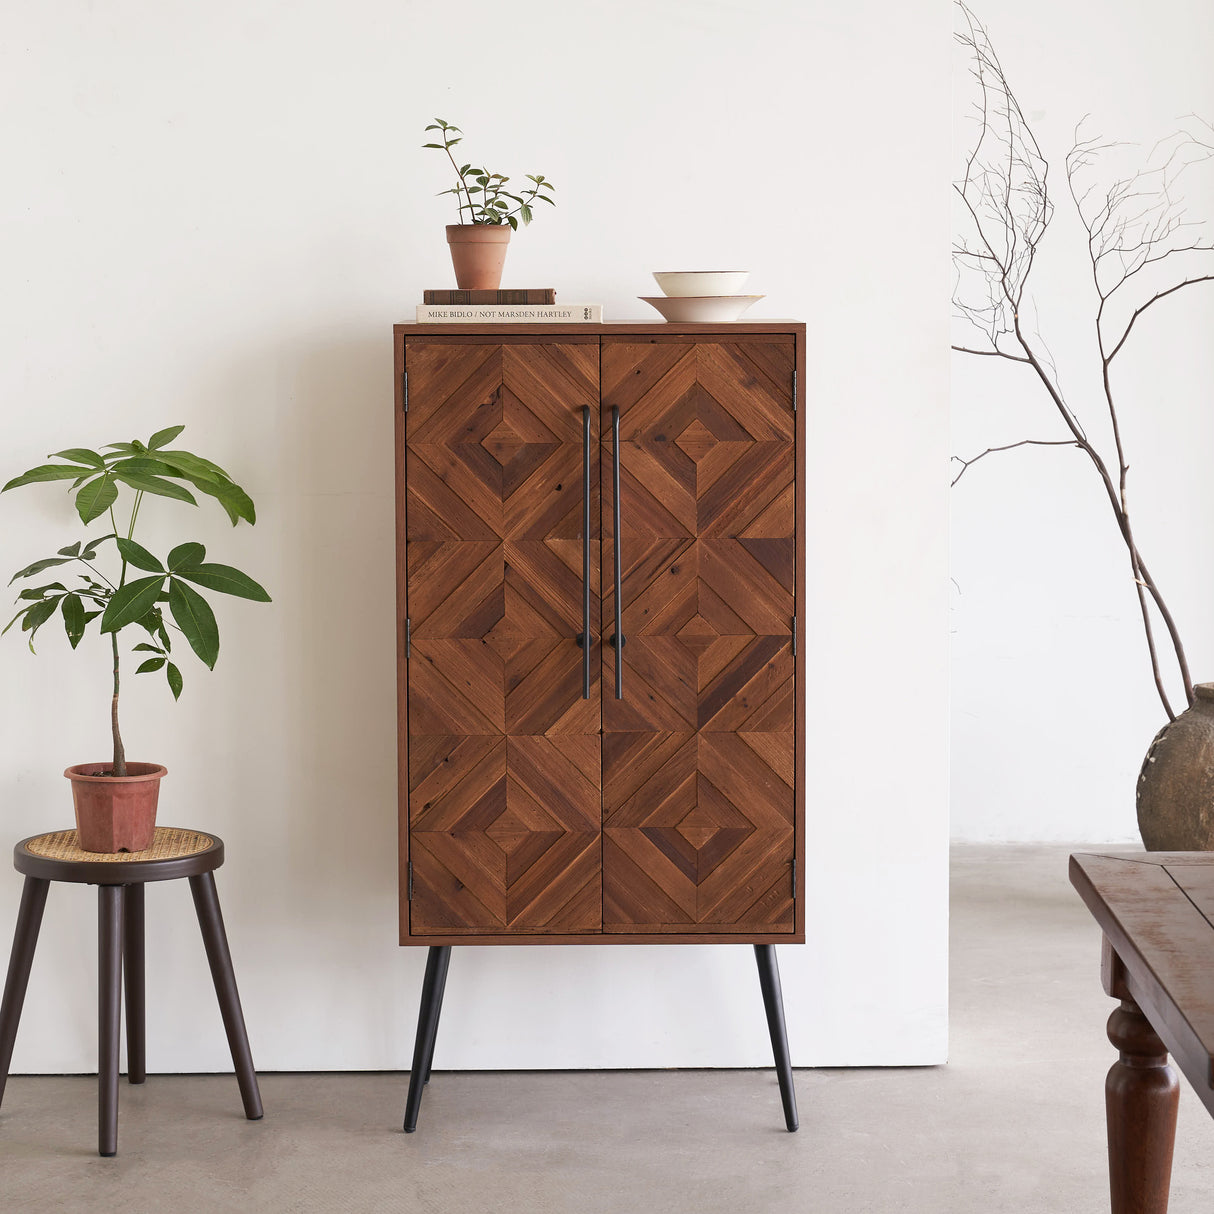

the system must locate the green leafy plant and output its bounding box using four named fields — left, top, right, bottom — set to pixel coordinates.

left=2, top=425, right=271, bottom=776
left=423, top=118, right=555, bottom=229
